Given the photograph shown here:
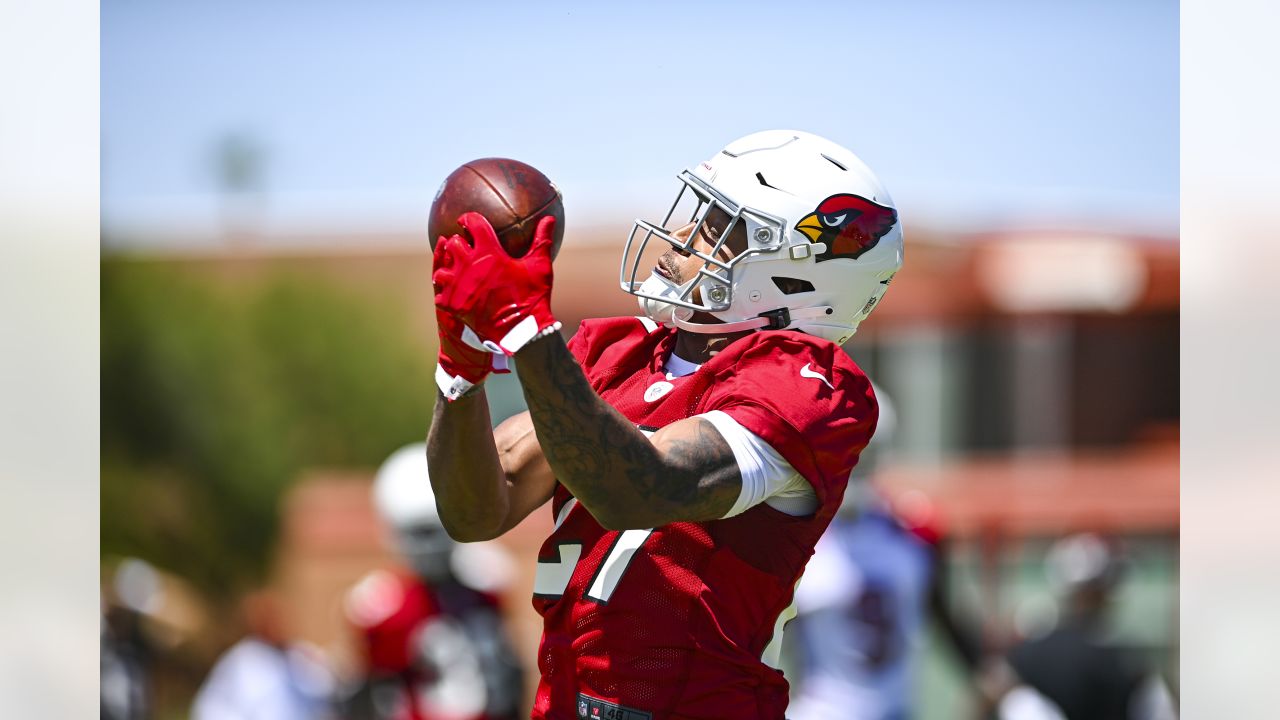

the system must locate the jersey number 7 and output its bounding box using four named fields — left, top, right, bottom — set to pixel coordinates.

left=534, top=528, right=654, bottom=604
